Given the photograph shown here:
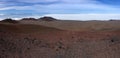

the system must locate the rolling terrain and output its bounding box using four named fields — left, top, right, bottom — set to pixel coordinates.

left=0, top=18, right=120, bottom=58
left=20, top=20, right=120, bottom=31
